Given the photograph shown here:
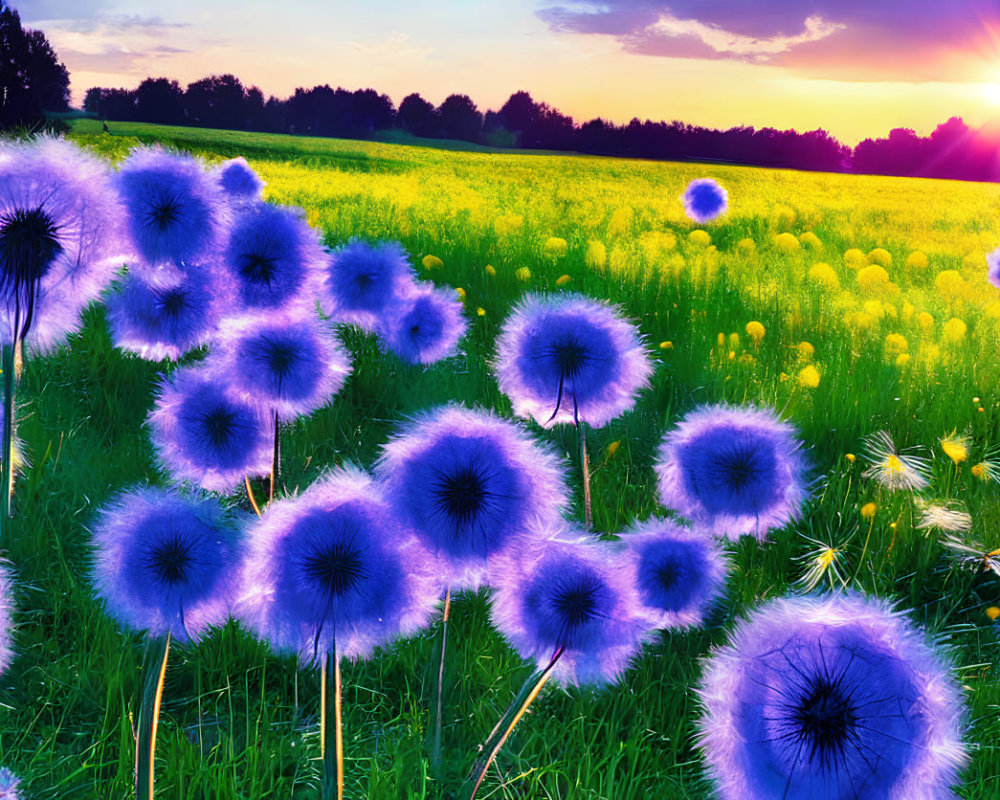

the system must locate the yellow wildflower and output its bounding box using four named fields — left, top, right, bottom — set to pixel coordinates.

left=917, top=312, right=934, bottom=333
left=856, top=264, right=890, bottom=295
left=422, top=254, right=443, bottom=270
left=543, top=237, right=568, bottom=258
left=861, top=502, right=877, bottom=520
left=905, top=251, right=928, bottom=270
left=455, top=287, right=466, bottom=302
left=745, top=320, right=765, bottom=344
left=798, top=365, right=820, bottom=389
left=884, top=333, right=908, bottom=356
left=688, top=229, right=711, bottom=246
left=845, top=453, right=856, bottom=462
left=862, top=430, right=930, bottom=491
left=868, top=247, right=892, bottom=268
left=555, top=274, right=572, bottom=287
left=987, top=607, right=1000, bottom=621
left=940, top=432, right=969, bottom=465
left=476, top=307, right=486, bottom=317
left=729, top=332, right=740, bottom=347
left=797, top=341, right=815, bottom=361
left=799, top=231, right=822, bottom=250
left=774, top=232, right=800, bottom=253
left=807, top=262, right=839, bottom=292
left=934, top=270, right=965, bottom=302
left=659, top=341, right=673, bottom=350
left=843, top=248, right=868, bottom=270
left=736, top=237, right=757, bottom=254
left=607, top=440, right=620, bottom=458
left=515, top=267, right=531, bottom=282
left=484, top=264, right=496, bottom=276
left=943, top=317, right=966, bottom=342
left=896, top=353, right=911, bottom=367
left=585, top=240, right=607, bottom=269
